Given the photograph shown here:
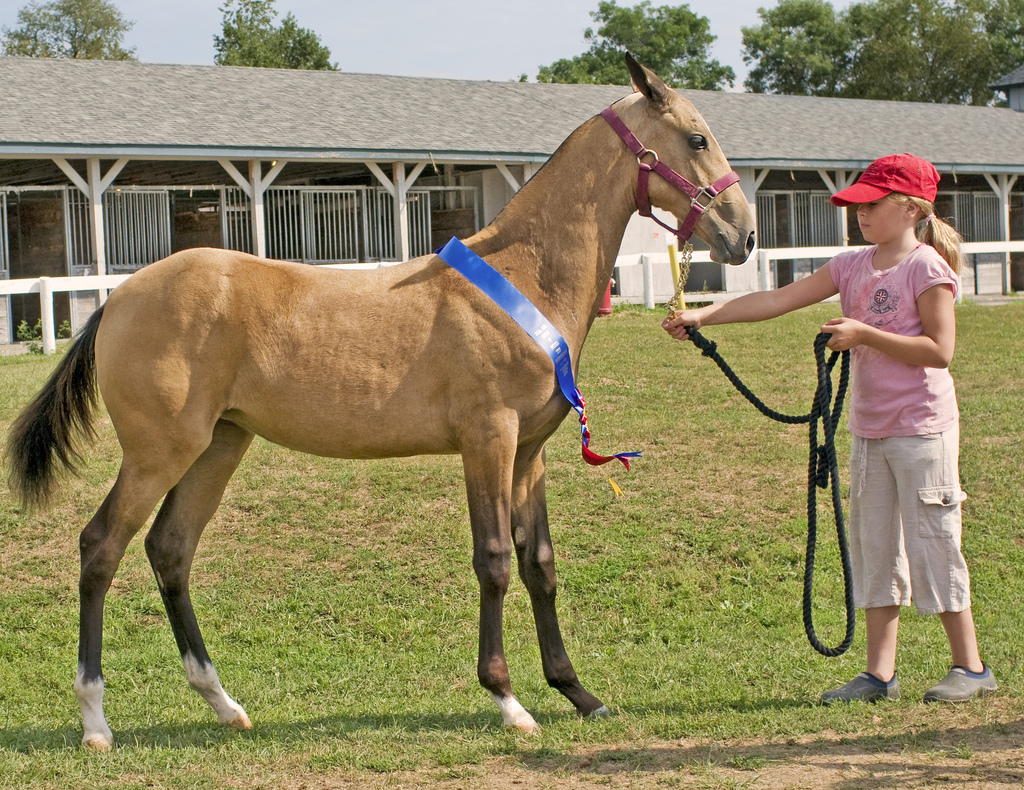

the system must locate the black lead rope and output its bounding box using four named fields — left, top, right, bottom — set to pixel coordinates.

left=685, top=328, right=855, bottom=657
